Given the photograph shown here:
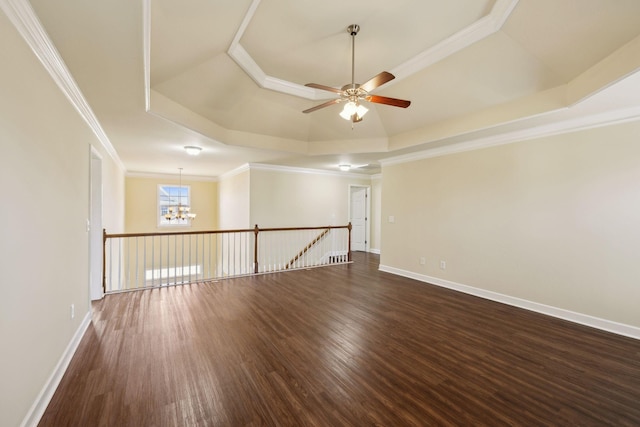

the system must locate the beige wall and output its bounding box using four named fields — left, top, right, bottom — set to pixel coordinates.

left=0, top=12, right=125, bottom=427
left=126, top=166, right=379, bottom=246
left=102, top=154, right=126, bottom=234
left=125, top=176, right=217, bottom=233
left=218, top=169, right=250, bottom=229
left=249, top=168, right=371, bottom=228
left=381, top=120, right=640, bottom=329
